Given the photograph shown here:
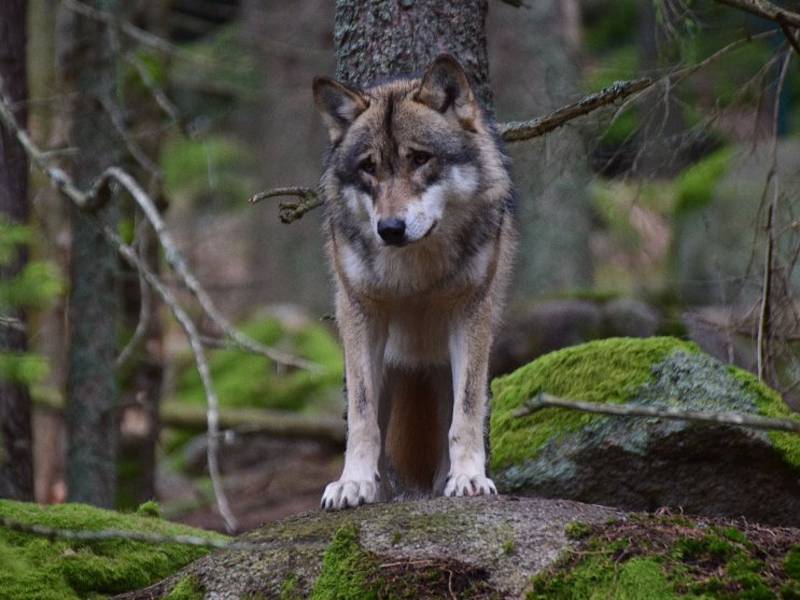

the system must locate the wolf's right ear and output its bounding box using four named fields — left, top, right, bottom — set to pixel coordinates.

left=415, top=55, right=478, bottom=130
left=313, top=77, right=370, bottom=143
